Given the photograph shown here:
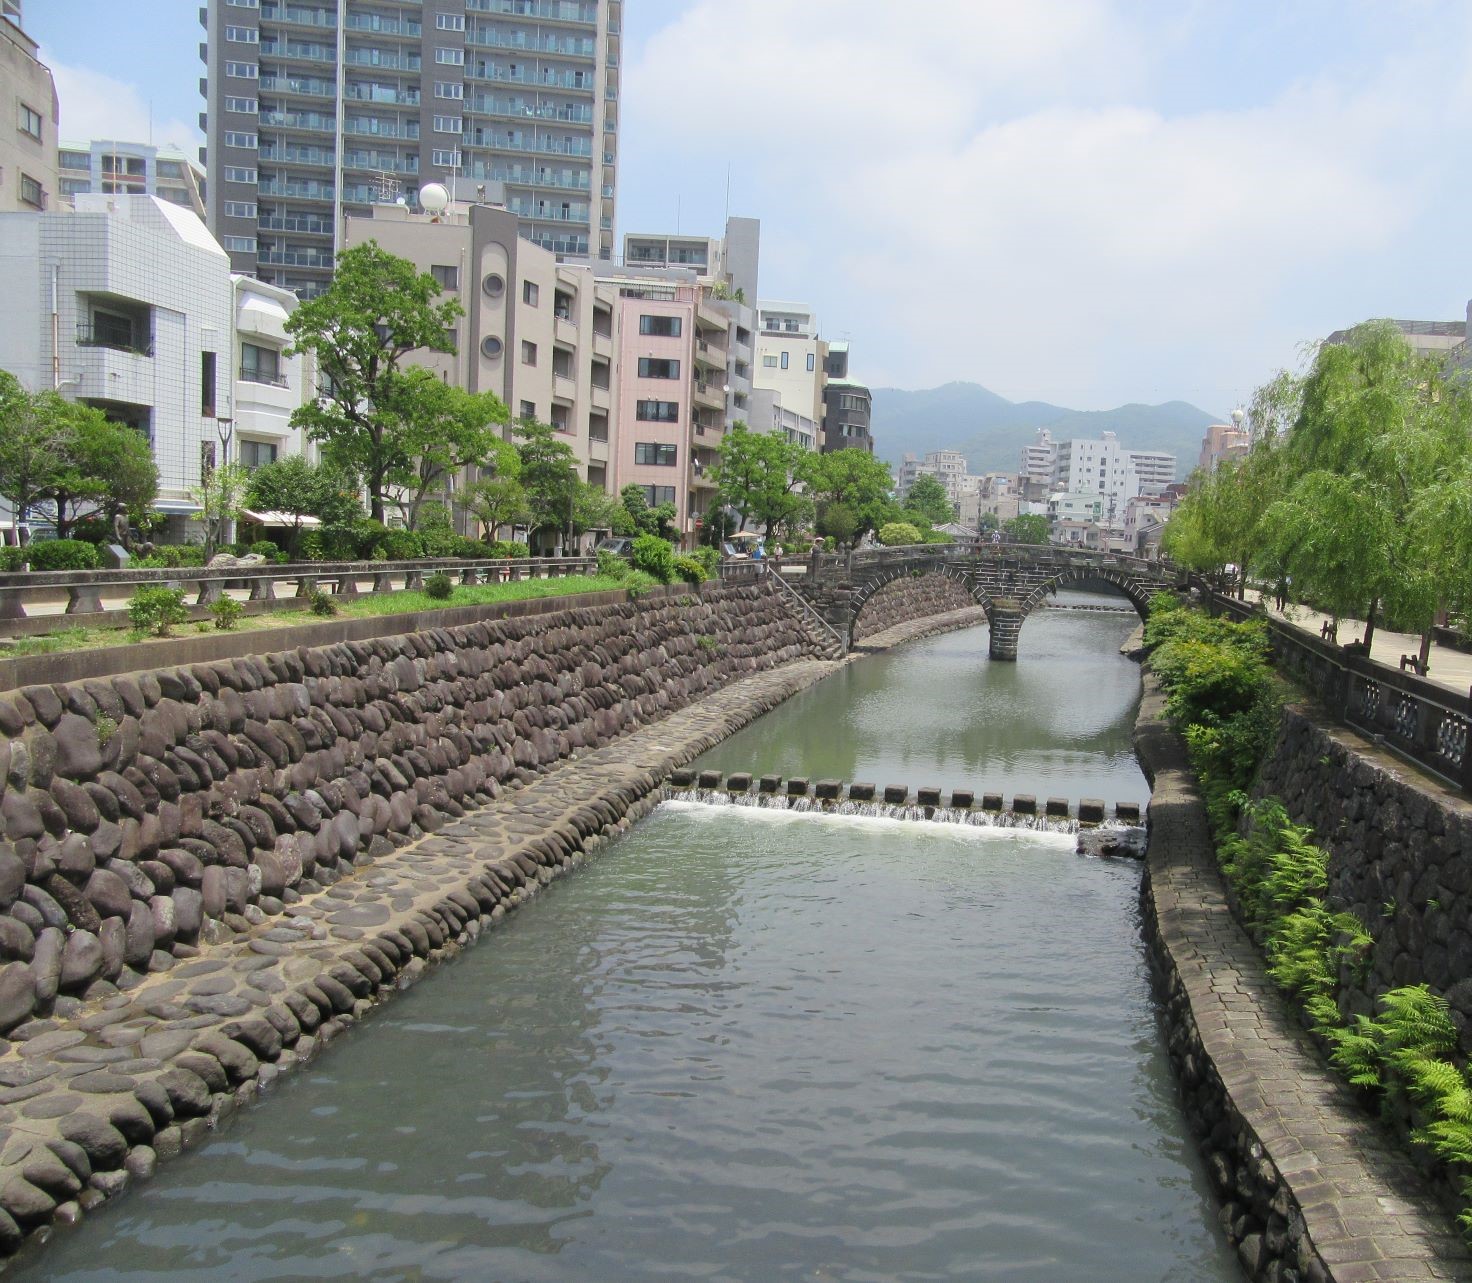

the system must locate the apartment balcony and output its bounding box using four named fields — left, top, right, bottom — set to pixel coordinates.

left=258, top=41, right=336, bottom=64
left=589, top=382, right=610, bottom=411
left=695, top=338, right=726, bottom=370
left=259, top=109, right=335, bottom=132
left=467, top=0, right=599, bottom=29
left=344, top=118, right=419, bottom=140
left=465, top=64, right=595, bottom=95
left=483, top=169, right=590, bottom=193
left=344, top=86, right=421, bottom=107
left=696, top=299, right=731, bottom=330
left=586, top=434, right=610, bottom=463
left=693, top=380, right=724, bottom=411
left=263, top=5, right=337, bottom=30
left=344, top=49, right=420, bottom=72
left=553, top=314, right=578, bottom=347
left=257, top=247, right=334, bottom=268
left=343, top=14, right=420, bottom=37
left=592, top=325, right=612, bottom=357
left=257, top=178, right=334, bottom=200
left=76, top=321, right=153, bottom=358
left=73, top=345, right=154, bottom=408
